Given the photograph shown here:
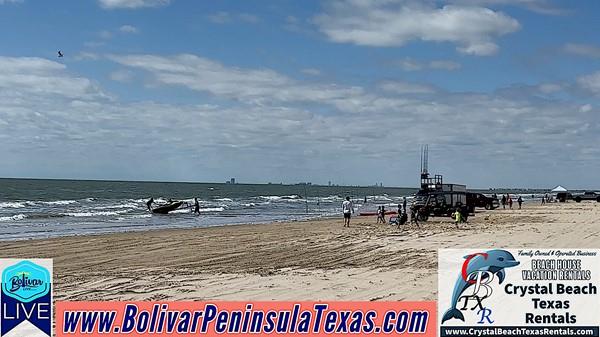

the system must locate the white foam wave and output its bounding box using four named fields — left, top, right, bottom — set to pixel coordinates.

left=0, top=202, right=26, bottom=208
left=42, top=200, right=78, bottom=205
left=93, top=203, right=138, bottom=210
left=128, top=214, right=153, bottom=219
left=0, top=214, right=27, bottom=222
left=214, top=198, right=233, bottom=202
left=199, top=207, right=225, bottom=212
left=61, top=210, right=127, bottom=217
left=259, top=195, right=302, bottom=202
left=260, top=196, right=281, bottom=201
